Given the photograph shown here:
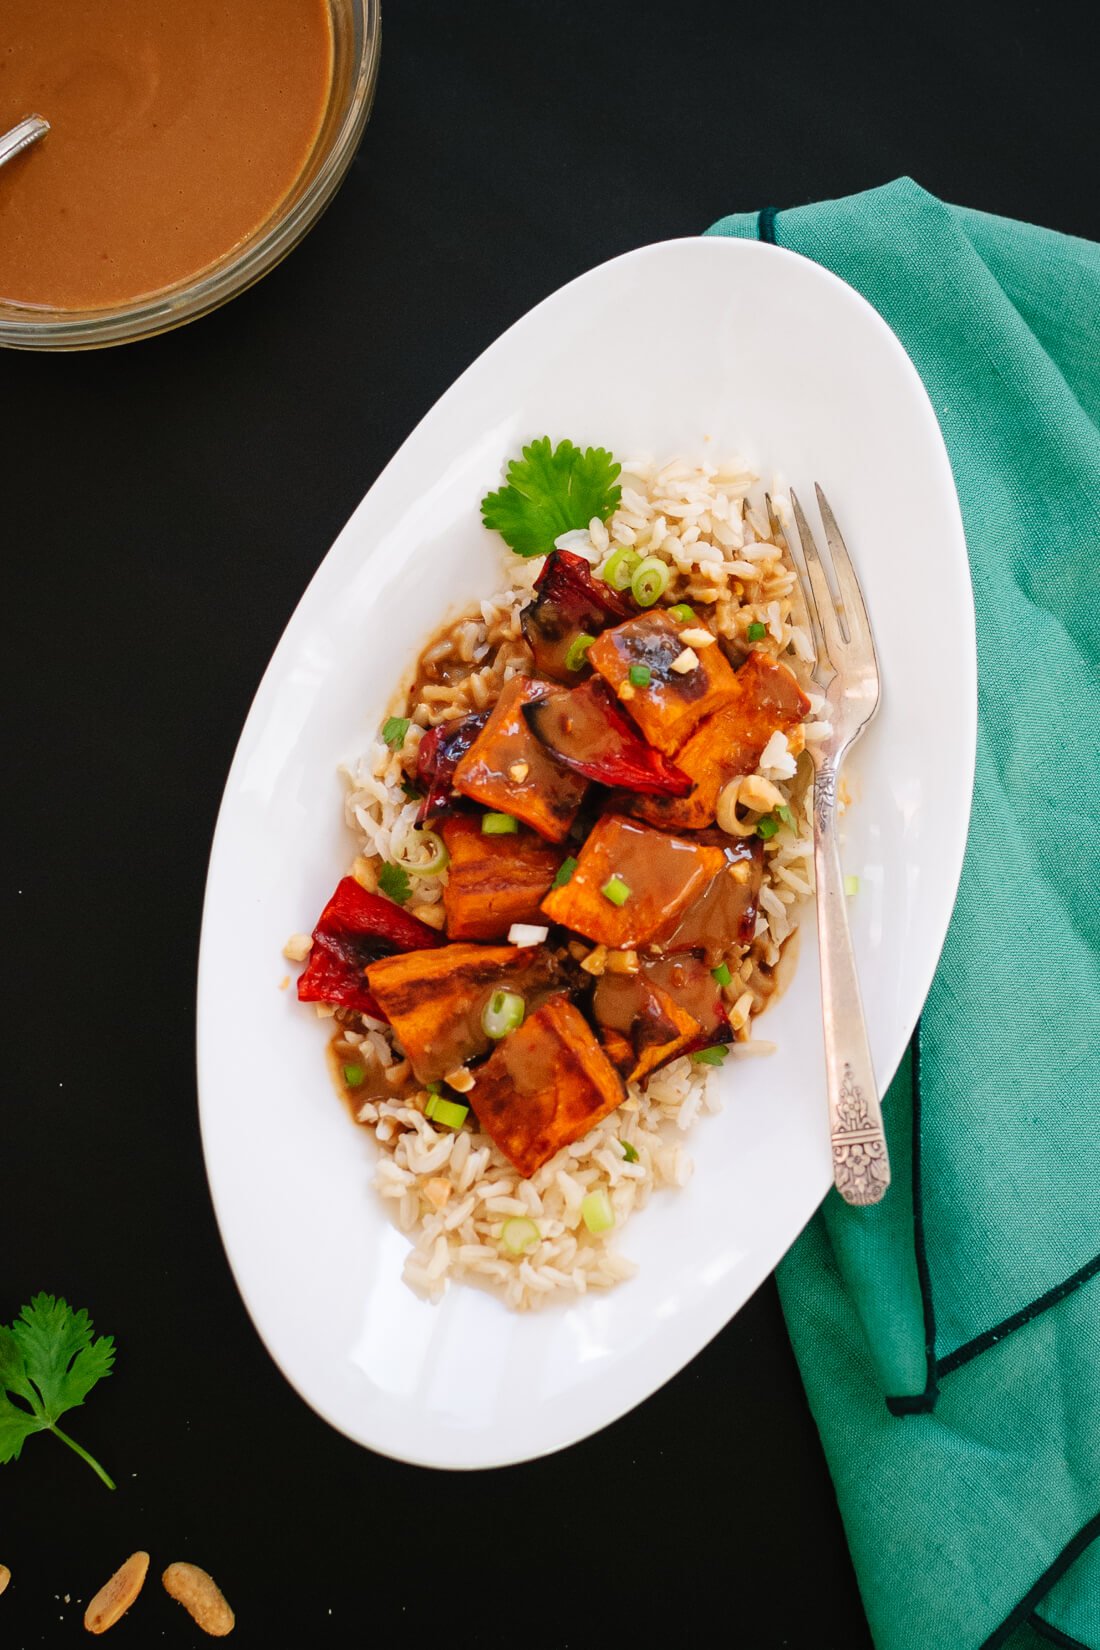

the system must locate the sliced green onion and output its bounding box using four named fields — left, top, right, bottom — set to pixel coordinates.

left=425, top=1094, right=469, bottom=1130
left=381, top=715, right=410, bottom=749
left=426, top=1081, right=442, bottom=1096
left=501, top=1216, right=540, bottom=1255
left=746, top=621, right=767, bottom=642
left=711, top=963, right=732, bottom=987
left=482, top=989, right=526, bottom=1039
left=756, top=816, right=780, bottom=840
left=581, top=1188, right=615, bottom=1234
left=400, top=779, right=423, bottom=802
left=394, top=828, right=449, bottom=877
left=601, top=874, right=631, bottom=907
left=691, top=1044, right=729, bottom=1067
left=844, top=874, right=860, bottom=897
left=628, top=664, right=651, bottom=688
left=378, top=862, right=412, bottom=903
left=776, top=804, right=795, bottom=828
left=342, top=1063, right=366, bottom=1088
left=564, top=631, right=596, bottom=671
left=620, top=1140, right=639, bottom=1164
left=600, top=545, right=641, bottom=591
left=668, top=602, right=695, bottom=622
left=552, top=855, right=578, bottom=889
left=631, top=555, right=670, bottom=607
left=482, top=812, right=519, bottom=835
